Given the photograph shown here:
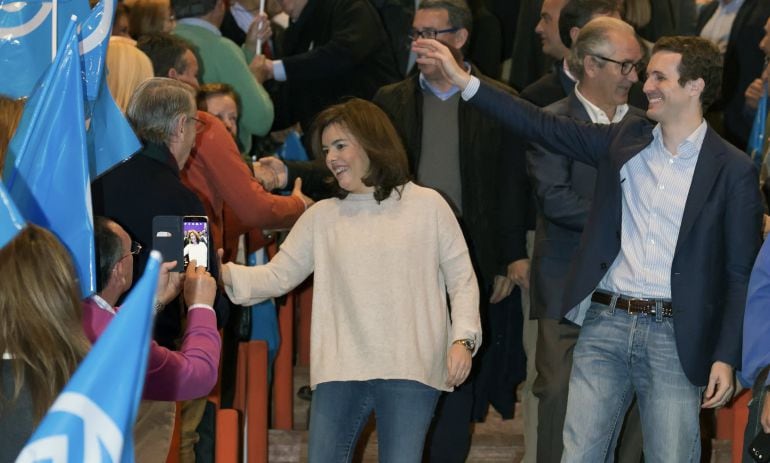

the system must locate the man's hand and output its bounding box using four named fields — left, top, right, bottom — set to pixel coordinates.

left=411, top=38, right=471, bottom=89
left=702, top=361, right=735, bottom=408
left=489, top=258, right=531, bottom=303
left=249, top=54, right=274, bottom=83
left=746, top=78, right=765, bottom=111
left=156, top=261, right=184, bottom=305
left=253, top=160, right=280, bottom=190
left=183, top=260, right=216, bottom=307
left=446, top=343, right=472, bottom=387
left=244, top=12, right=272, bottom=52
left=258, top=156, right=289, bottom=189
left=291, top=177, right=314, bottom=208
